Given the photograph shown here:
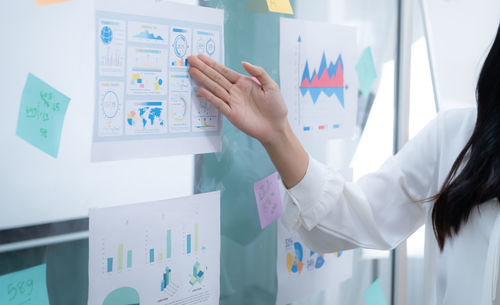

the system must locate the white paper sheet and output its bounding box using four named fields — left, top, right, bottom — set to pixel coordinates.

left=92, top=0, right=224, bottom=161
left=276, top=220, right=353, bottom=305
left=280, top=17, right=357, bottom=141
left=88, top=191, right=220, bottom=305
